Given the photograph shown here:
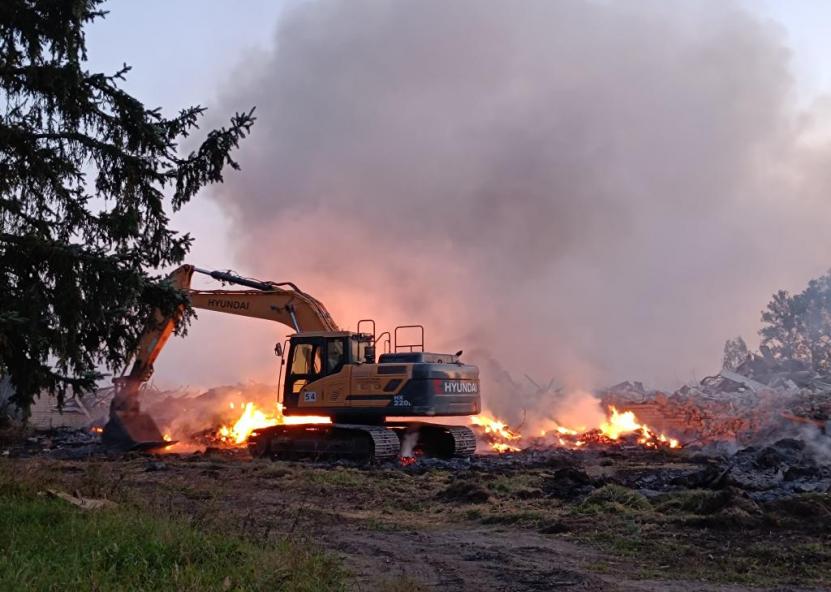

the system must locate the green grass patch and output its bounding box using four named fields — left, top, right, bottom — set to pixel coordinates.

left=485, top=473, right=541, bottom=496
left=0, top=481, right=345, bottom=592
left=652, top=489, right=725, bottom=515
left=583, top=527, right=831, bottom=586
left=579, top=484, right=651, bottom=513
